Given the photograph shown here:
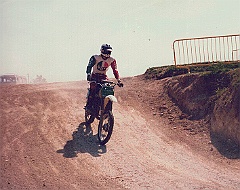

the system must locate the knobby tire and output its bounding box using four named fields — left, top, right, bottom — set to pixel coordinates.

left=98, top=111, right=114, bottom=145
